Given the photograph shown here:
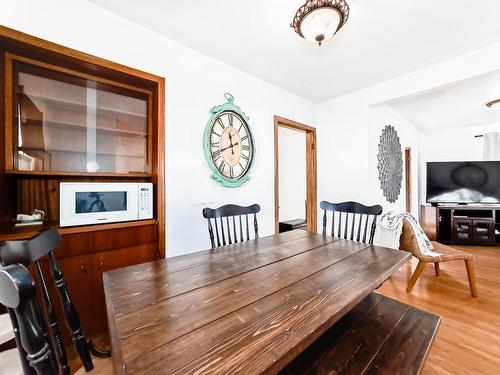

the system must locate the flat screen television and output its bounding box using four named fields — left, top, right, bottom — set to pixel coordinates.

left=427, top=161, right=500, bottom=204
